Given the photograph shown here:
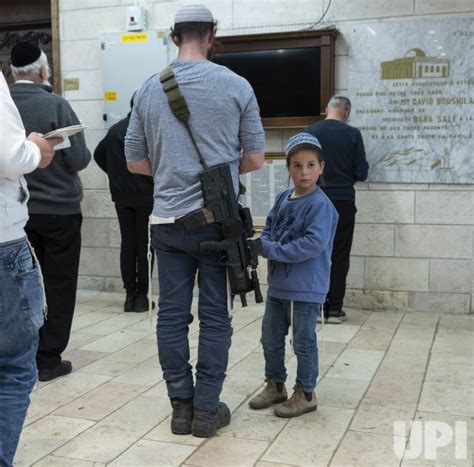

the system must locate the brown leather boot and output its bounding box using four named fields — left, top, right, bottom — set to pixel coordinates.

left=273, top=387, right=317, bottom=418
left=248, top=379, right=288, bottom=409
